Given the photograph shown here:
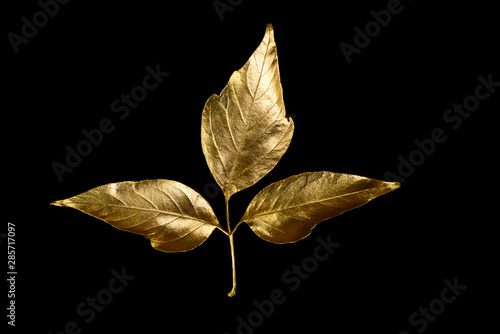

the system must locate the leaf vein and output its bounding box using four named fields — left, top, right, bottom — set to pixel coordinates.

left=248, top=187, right=380, bottom=219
